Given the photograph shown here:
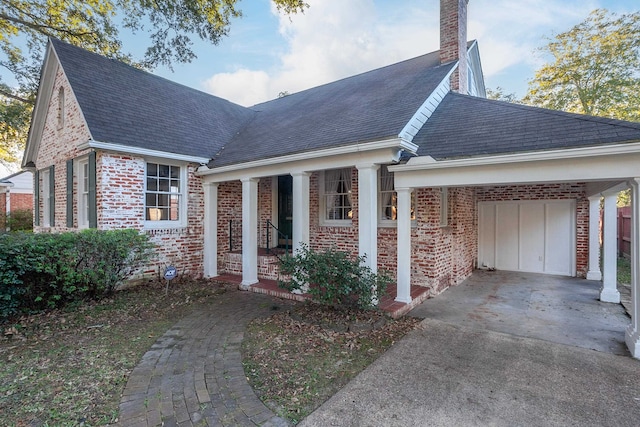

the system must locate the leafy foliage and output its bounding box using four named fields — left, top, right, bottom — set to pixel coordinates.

left=278, top=244, right=391, bottom=310
left=486, top=86, right=522, bottom=104
left=0, top=229, right=154, bottom=318
left=0, top=0, right=309, bottom=169
left=5, top=208, right=32, bottom=231
left=525, top=9, right=640, bottom=121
